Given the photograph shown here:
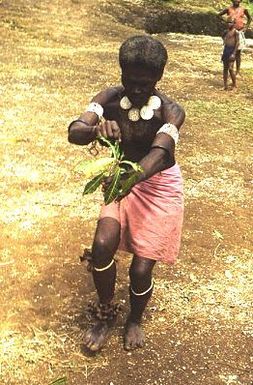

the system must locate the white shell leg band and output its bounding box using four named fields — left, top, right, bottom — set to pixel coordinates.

left=94, top=259, right=115, bottom=272
left=130, top=279, right=154, bottom=296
